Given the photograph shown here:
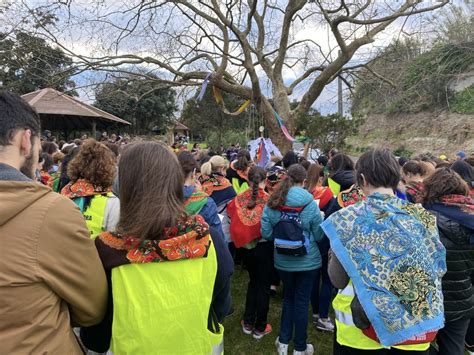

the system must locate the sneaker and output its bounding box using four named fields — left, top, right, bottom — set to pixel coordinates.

left=312, top=313, right=319, bottom=323
left=270, top=285, right=278, bottom=296
left=275, top=337, right=289, bottom=355
left=316, top=317, right=335, bottom=332
left=293, top=344, right=314, bottom=355
left=253, top=323, right=272, bottom=339
left=241, top=320, right=253, bottom=335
